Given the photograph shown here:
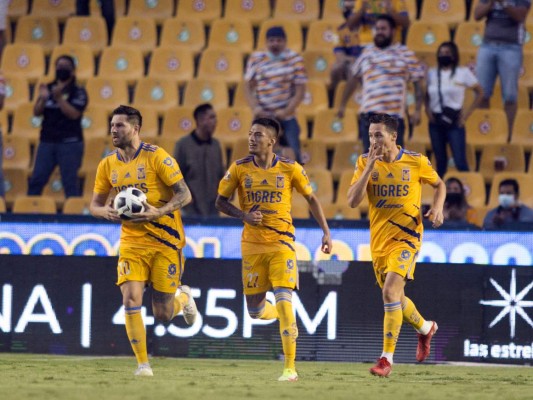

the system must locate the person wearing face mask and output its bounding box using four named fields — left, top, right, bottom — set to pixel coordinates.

left=28, top=55, right=88, bottom=198
left=443, top=177, right=478, bottom=226
left=483, top=179, right=533, bottom=229
left=425, top=42, right=483, bottom=178
left=244, top=26, right=307, bottom=162
left=336, top=14, right=424, bottom=152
